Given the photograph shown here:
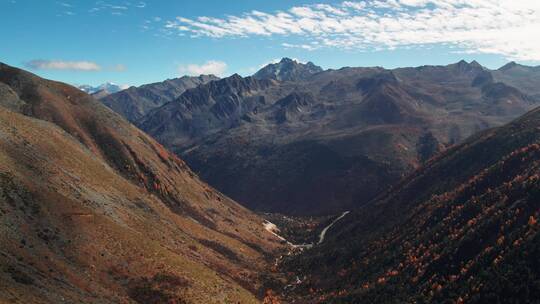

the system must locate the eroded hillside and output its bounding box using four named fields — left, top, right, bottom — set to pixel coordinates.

left=0, top=63, right=283, bottom=303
